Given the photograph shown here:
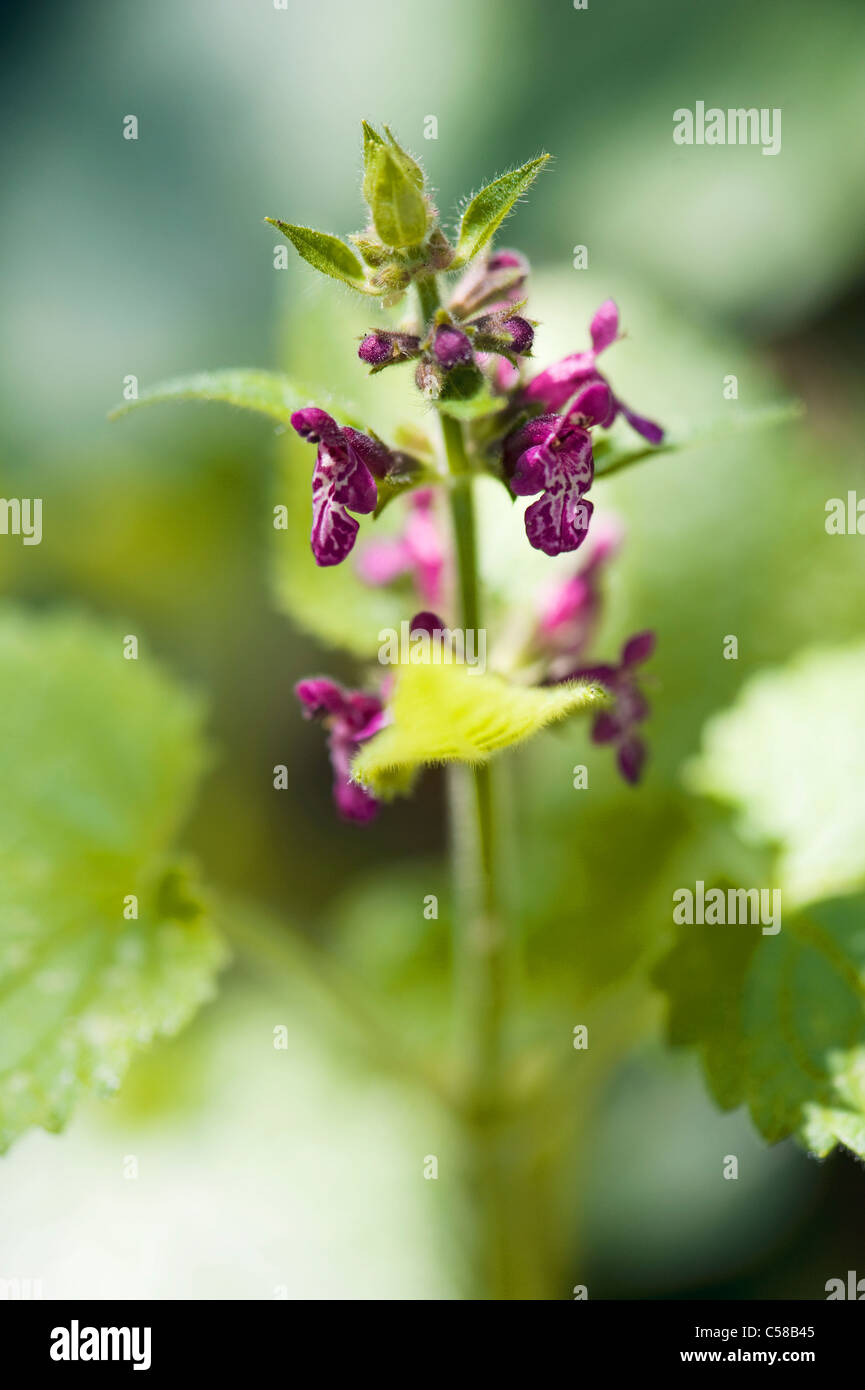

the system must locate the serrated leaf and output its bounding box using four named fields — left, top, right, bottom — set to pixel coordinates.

left=109, top=369, right=364, bottom=431
left=686, top=644, right=865, bottom=908
left=450, top=155, right=549, bottom=270
left=655, top=893, right=865, bottom=1159
left=265, top=221, right=377, bottom=293
left=0, top=607, right=227, bottom=1152
left=352, top=656, right=607, bottom=797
